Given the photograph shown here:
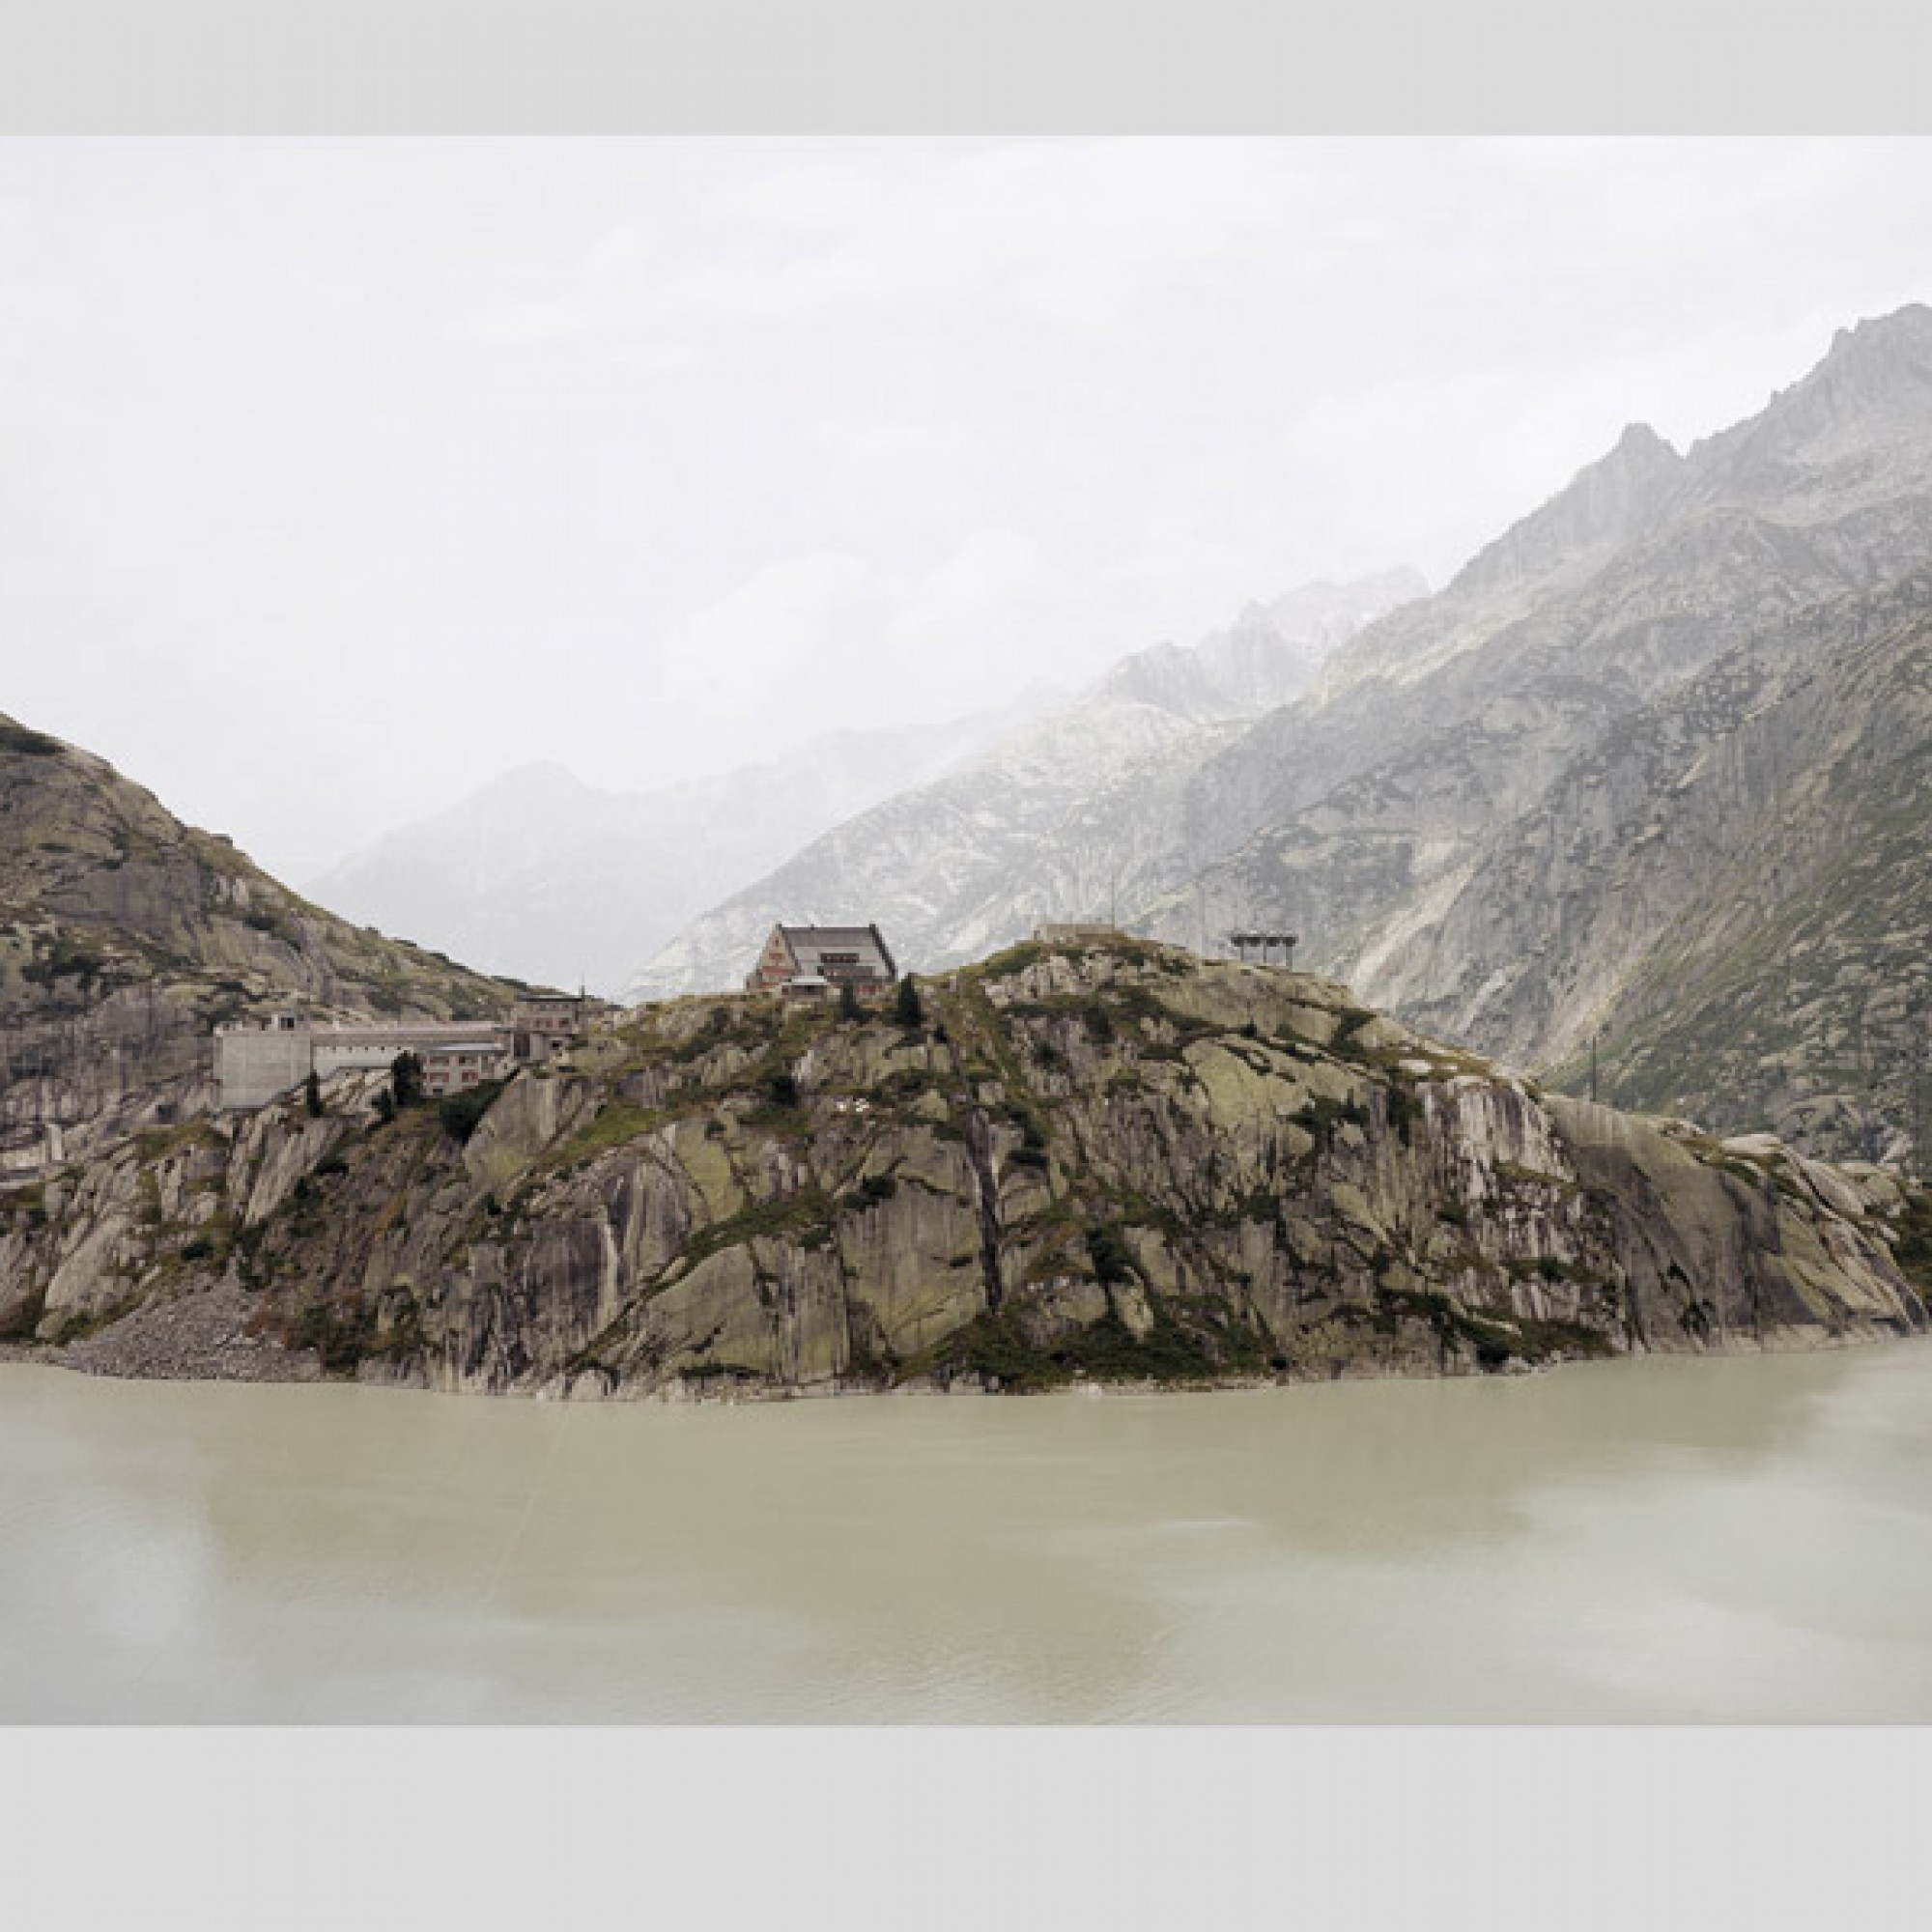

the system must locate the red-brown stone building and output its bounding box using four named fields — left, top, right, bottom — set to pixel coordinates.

left=745, top=923, right=897, bottom=999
